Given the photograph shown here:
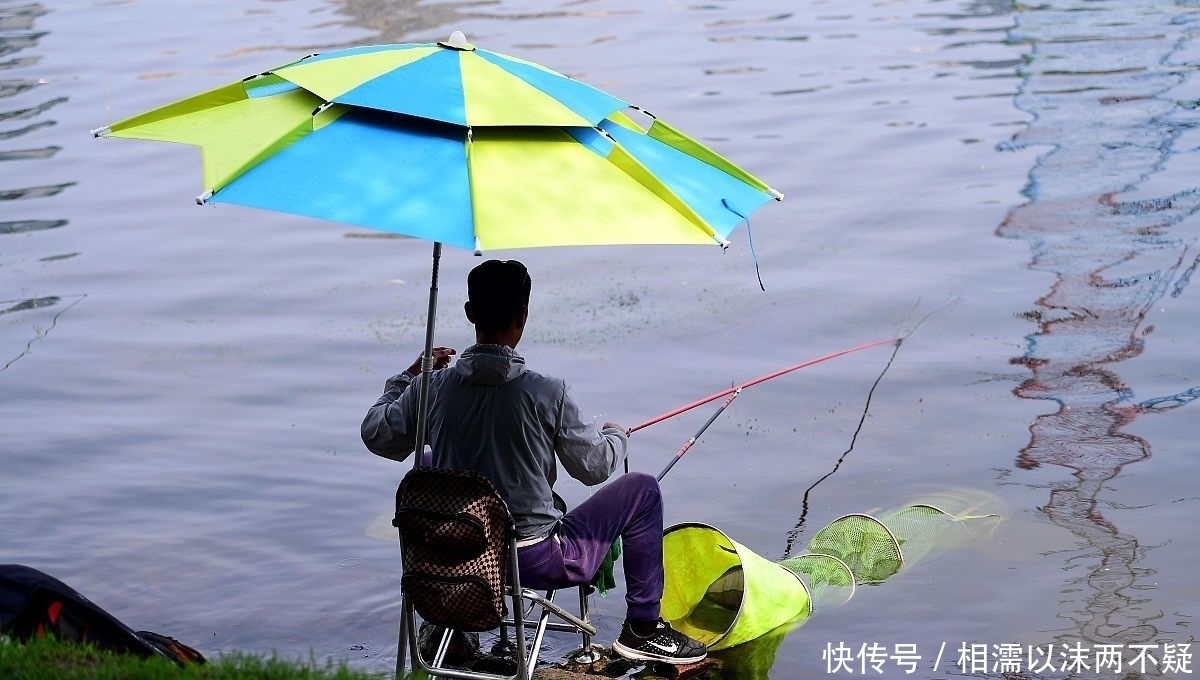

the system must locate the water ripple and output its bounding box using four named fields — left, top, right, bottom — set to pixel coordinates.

left=0, top=218, right=65, bottom=234
left=999, top=0, right=1199, bottom=662
left=0, top=1, right=73, bottom=380
left=0, top=181, right=74, bottom=201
